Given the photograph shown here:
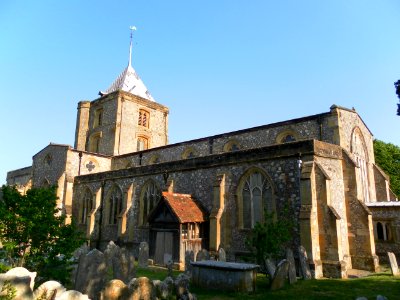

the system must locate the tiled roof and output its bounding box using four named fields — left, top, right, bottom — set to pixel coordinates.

left=162, top=192, right=206, bottom=223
